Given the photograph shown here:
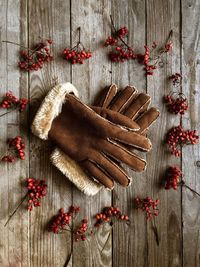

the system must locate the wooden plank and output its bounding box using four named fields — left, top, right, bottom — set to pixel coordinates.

left=0, top=0, right=29, bottom=267
left=70, top=1, right=112, bottom=266
left=146, top=0, right=182, bottom=266
left=181, top=0, right=200, bottom=266
left=28, top=0, right=72, bottom=266
left=110, top=1, right=149, bottom=266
